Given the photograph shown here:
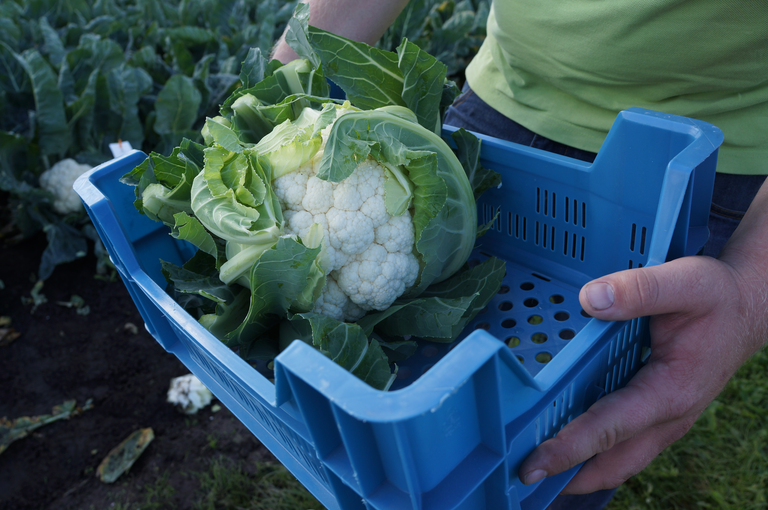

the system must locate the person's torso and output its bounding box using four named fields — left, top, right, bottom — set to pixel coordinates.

left=466, top=0, right=768, bottom=174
